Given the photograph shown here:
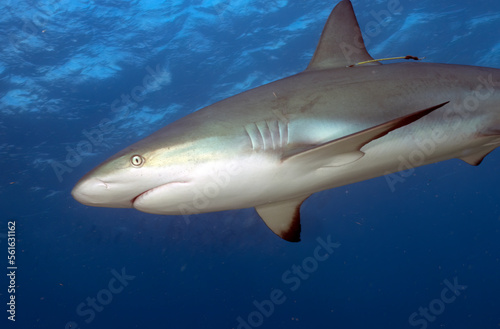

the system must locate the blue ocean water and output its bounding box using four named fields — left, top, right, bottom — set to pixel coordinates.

left=1, top=0, right=499, bottom=328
